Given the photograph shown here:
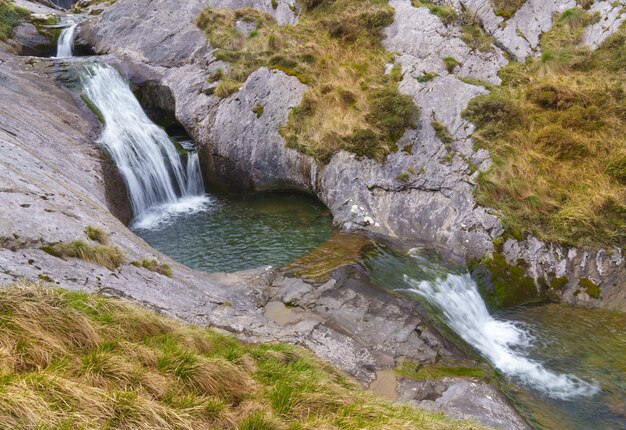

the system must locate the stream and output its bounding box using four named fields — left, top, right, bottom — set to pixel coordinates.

left=56, top=20, right=625, bottom=430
